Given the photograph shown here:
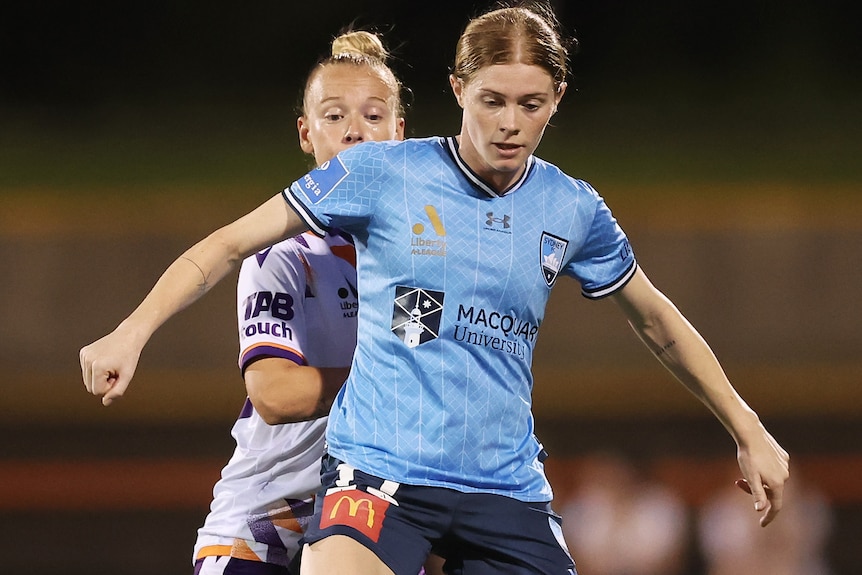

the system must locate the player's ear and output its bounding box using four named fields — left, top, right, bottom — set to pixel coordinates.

left=297, top=116, right=314, bottom=155
left=449, top=75, right=465, bottom=108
